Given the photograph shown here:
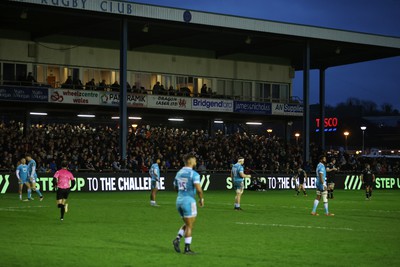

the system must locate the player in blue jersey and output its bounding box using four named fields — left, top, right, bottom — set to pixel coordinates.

left=25, top=154, right=44, bottom=201
left=311, top=155, right=334, bottom=216
left=16, top=158, right=31, bottom=200
left=149, top=159, right=161, bottom=206
left=231, top=157, right=251, bottom=211
left=172, top=154, right=204, bottom=255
